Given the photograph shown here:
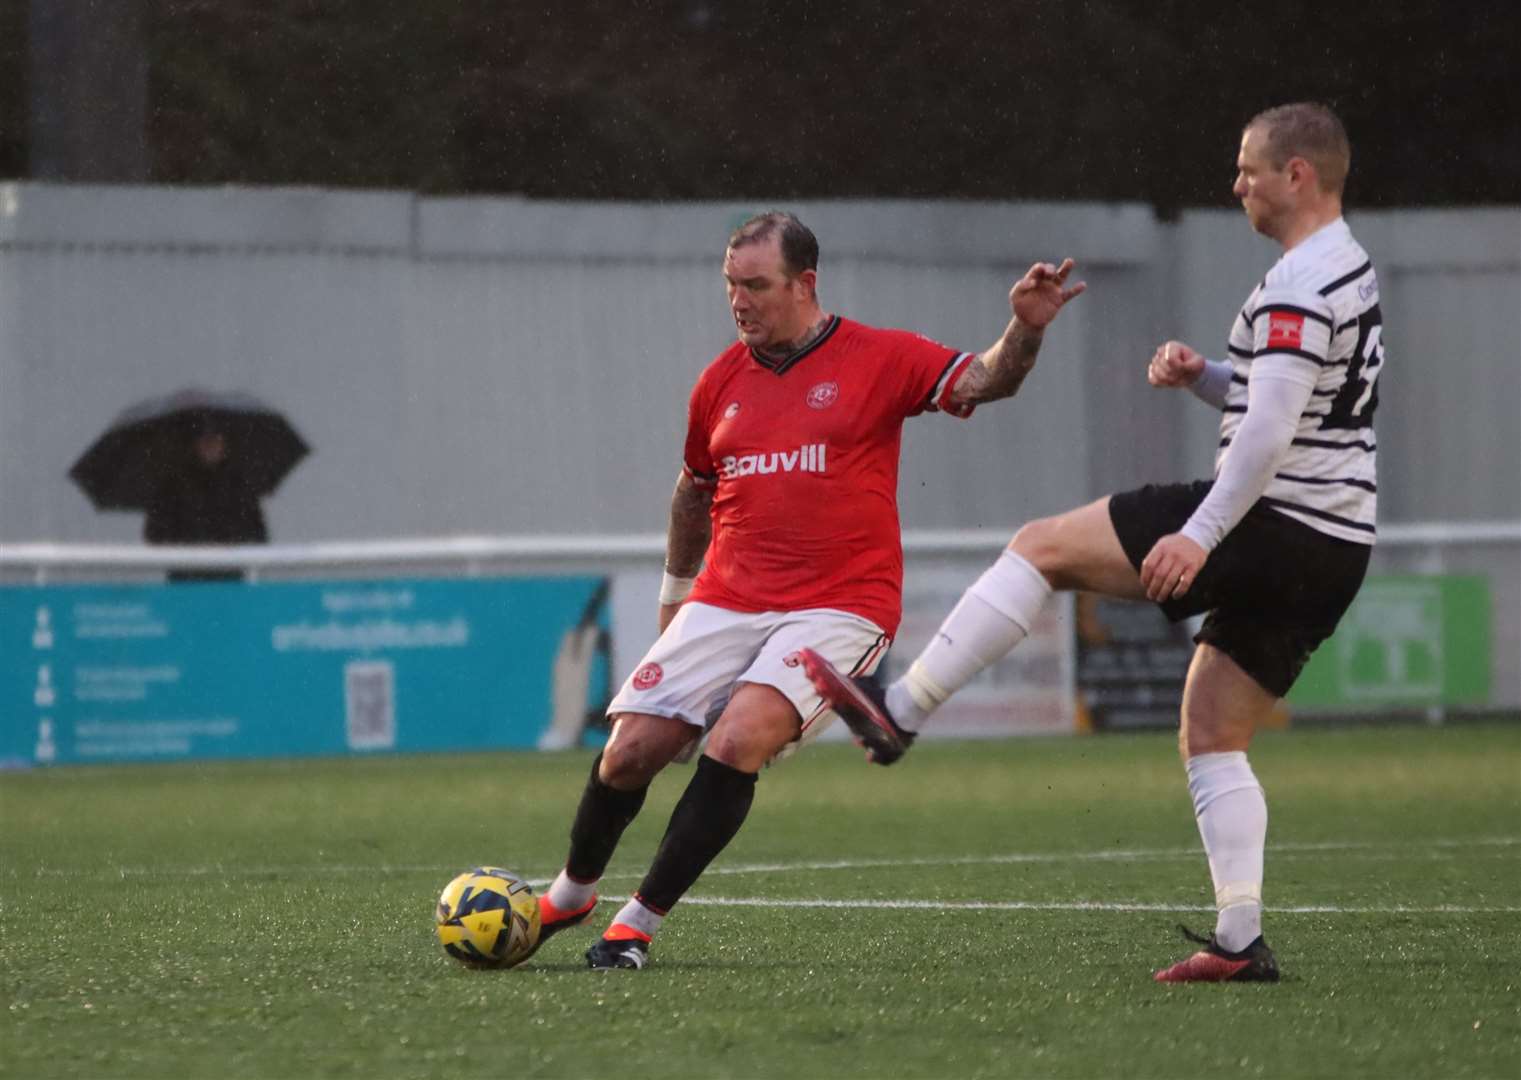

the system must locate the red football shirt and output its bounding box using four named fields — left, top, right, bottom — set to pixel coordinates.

left=682, top=315, right=977, bottom=636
